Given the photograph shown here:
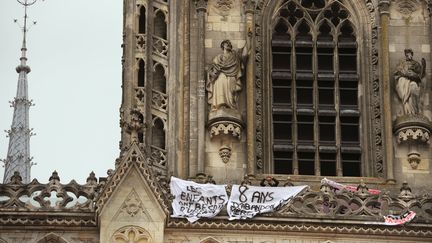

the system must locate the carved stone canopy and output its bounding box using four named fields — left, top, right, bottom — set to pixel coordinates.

left=208, top=108, right=244, bottom=139
left=394, top=114, right=432, bottom=144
